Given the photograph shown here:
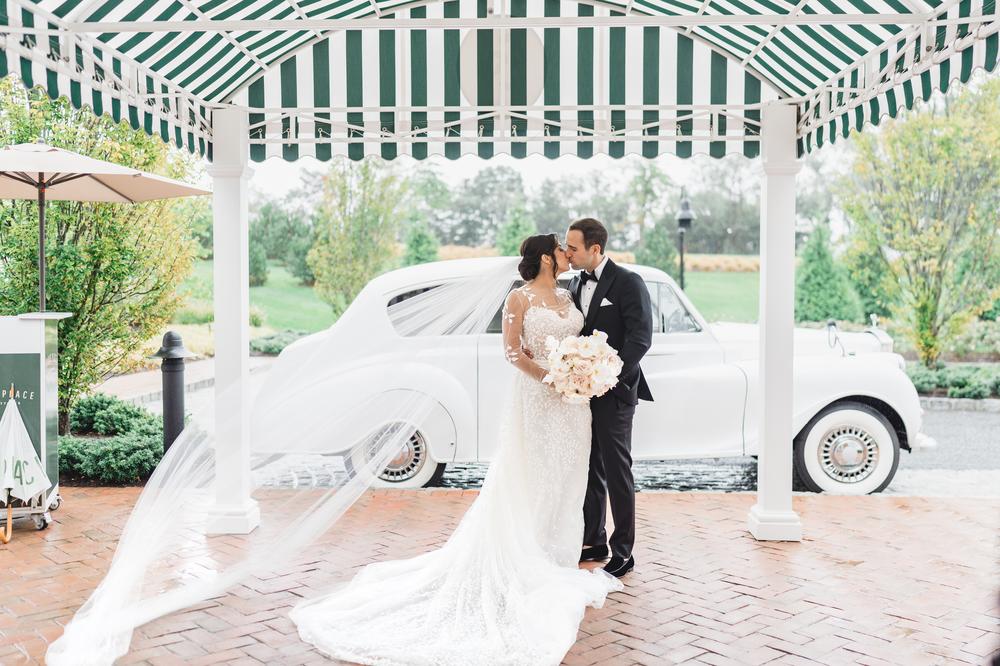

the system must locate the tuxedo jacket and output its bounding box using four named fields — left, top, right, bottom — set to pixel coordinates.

left=568, top=259, right=654, bottom=405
